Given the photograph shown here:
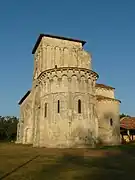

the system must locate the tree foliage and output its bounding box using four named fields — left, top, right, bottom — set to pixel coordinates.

left=0, top=116, right=19, bottom=141
left=120, top=113, right=131, bottom=119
